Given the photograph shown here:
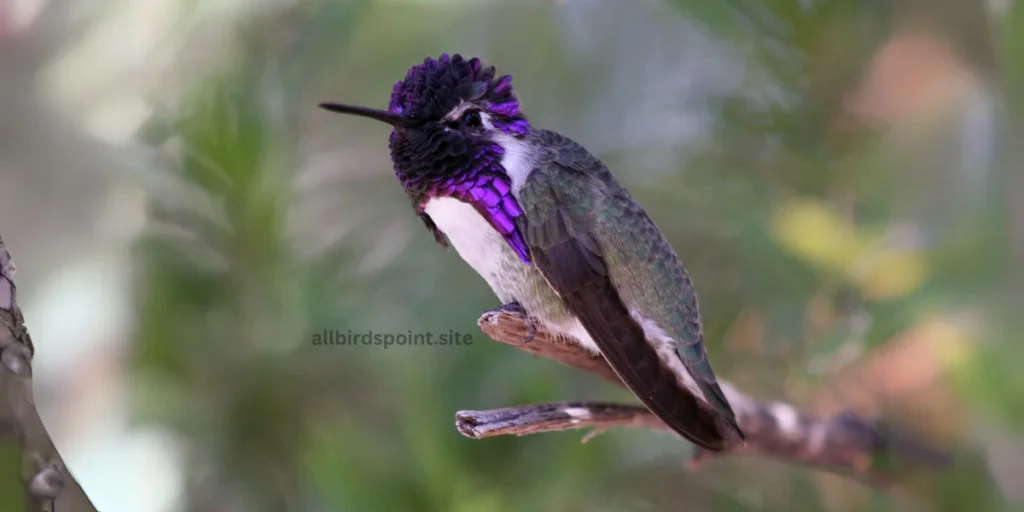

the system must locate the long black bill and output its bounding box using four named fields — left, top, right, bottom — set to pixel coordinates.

left=318, top=102, right=413, bottom=127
